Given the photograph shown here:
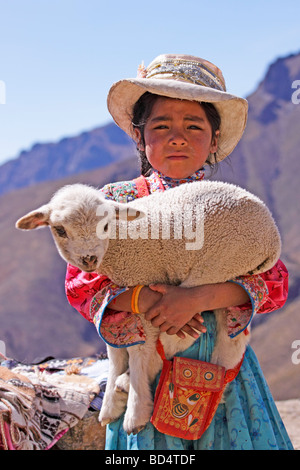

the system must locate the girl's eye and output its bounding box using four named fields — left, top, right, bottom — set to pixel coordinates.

left=54, top=226, right=68, bottom=238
